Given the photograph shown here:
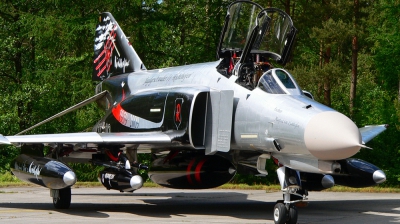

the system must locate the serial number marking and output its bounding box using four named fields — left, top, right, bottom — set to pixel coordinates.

left=143, top=73, right=192, bottom=85
left=275, top=117, right=299, bottom=128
